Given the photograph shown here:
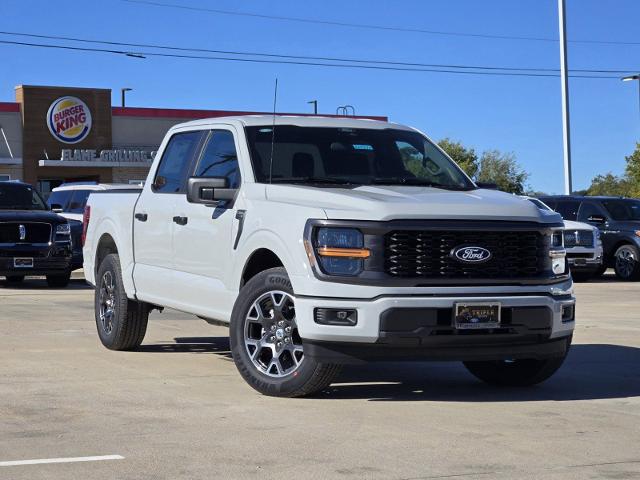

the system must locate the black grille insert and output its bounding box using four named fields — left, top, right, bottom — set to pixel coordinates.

left=0, top=223, right=51, bottom=244
left=384, top=230, right=548, bottom=279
